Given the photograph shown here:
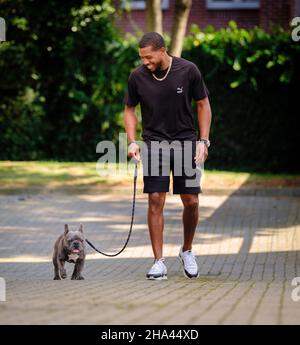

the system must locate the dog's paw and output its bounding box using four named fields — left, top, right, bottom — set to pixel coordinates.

left=60, top=270, right=67, bottom=279
left=71, top=275, right=85, bottom=280
left=53, top=276, right=61, bottom=280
